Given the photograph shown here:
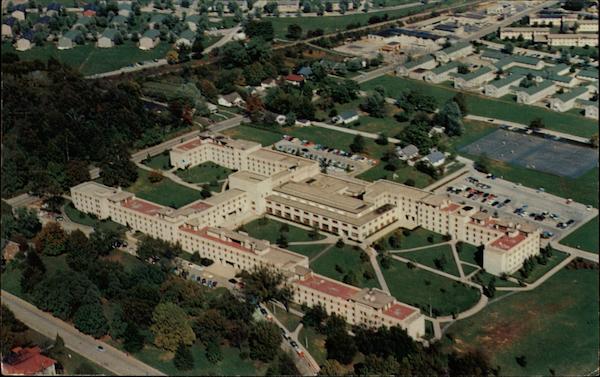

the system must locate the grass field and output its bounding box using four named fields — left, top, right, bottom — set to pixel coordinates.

left=447, top=120, right=498, bottom=152
left=174, top=162, right=233, bottom=191
left=471, top=271, right=520, bottom=288
left=401, top=244, right=460, bottom=277
left=297, top=326, right=327, bottom=366
left=381, top=258, right=480, bottom=316
left=271, top=305, right=302, bottom=332
left=559, top=216, right=599, bottom=254
left=133, top=343, right=267, bottom=376
left=127, top=168, right=203, bottom=209
left=287, top=244, right=332, bottom=260
left=241, top=217, right=325, bottom=243
left=380, top=227, right=446, bottom=250
left=143, top=153, right=172, bottom=170
left=511, top=250, right=569, bottom=284
left=461, top=263, right=479, bottom=276
left=443, top=268, right=599, bottom=376
left=222, top=125, right=284, bottom=146
left=361, top=76, right=598, bottom=138
left=456, top=242, right=482, bottom=267
left=357, top=160, right=436, bottom=188
left=3, top=41, right=171, bottom=76
left=311, top=244, right=380, bottom=289
left=63, top=202, right=126, bottom=233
